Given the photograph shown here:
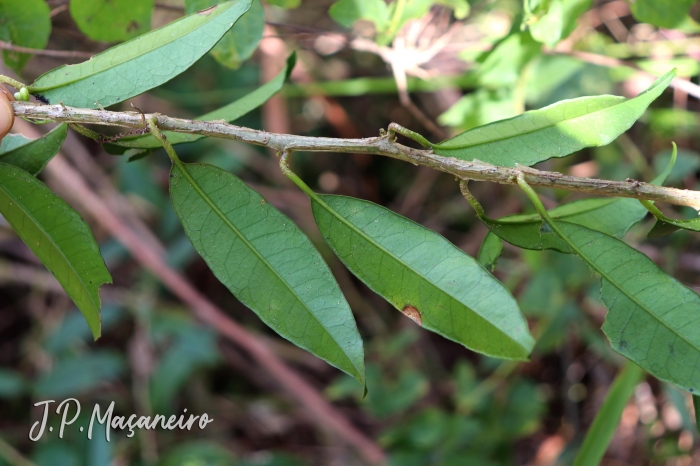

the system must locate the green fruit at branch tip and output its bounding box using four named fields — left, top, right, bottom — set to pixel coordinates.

left=19, top=88, right=29, bottom=101
left=13, top=92, right=20, bottom=100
